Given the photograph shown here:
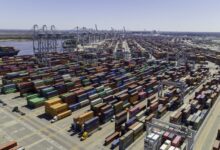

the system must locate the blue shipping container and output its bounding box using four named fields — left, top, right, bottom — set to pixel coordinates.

left=69, top=103, right=81, bottom=111
left=125, top=117, right=137, bottom=129
left=84, top=116, right=100, bottom=132
left=111, top=138, right=120, bottom=149
left=103, top=108, right=114, bottom=122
